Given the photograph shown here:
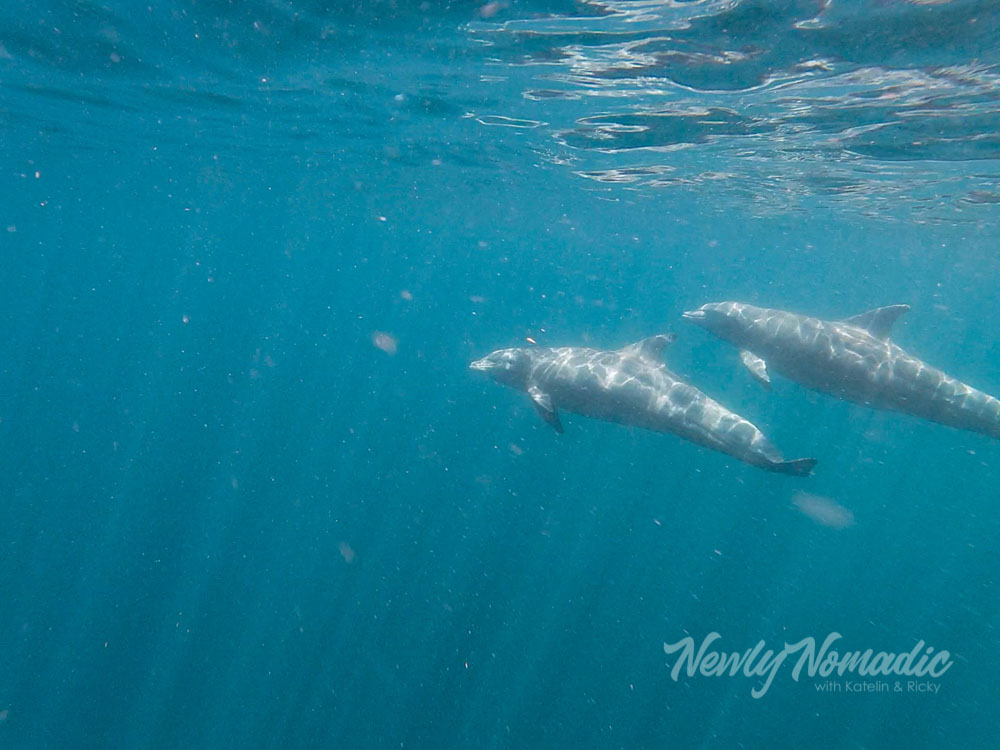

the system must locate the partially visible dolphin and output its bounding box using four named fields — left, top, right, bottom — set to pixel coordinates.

left=683, top=301, right=1000, bottom=439
left=470, top=335, right=816, bottom=476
